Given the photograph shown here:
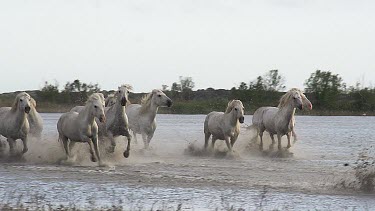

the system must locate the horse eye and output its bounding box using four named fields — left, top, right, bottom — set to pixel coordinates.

left=118, top=91, right=121, bottom=93
left=158, top=95, right=162, bottom=97
left=94, top=105, right=98, bottom=108
left=234, top=108, right=238, bottom=111
left=127, top=91, right=130, bottom=94
left=20, top=99, right=23, bottom=102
